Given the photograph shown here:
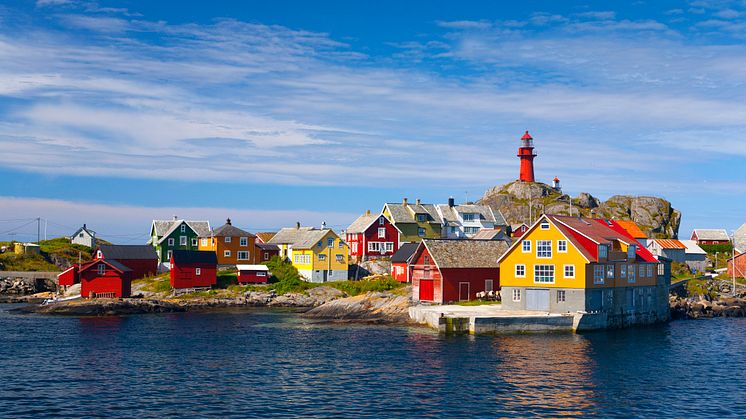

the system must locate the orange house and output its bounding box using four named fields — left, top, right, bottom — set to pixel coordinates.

left=198, top=218, right=256, bottom=266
